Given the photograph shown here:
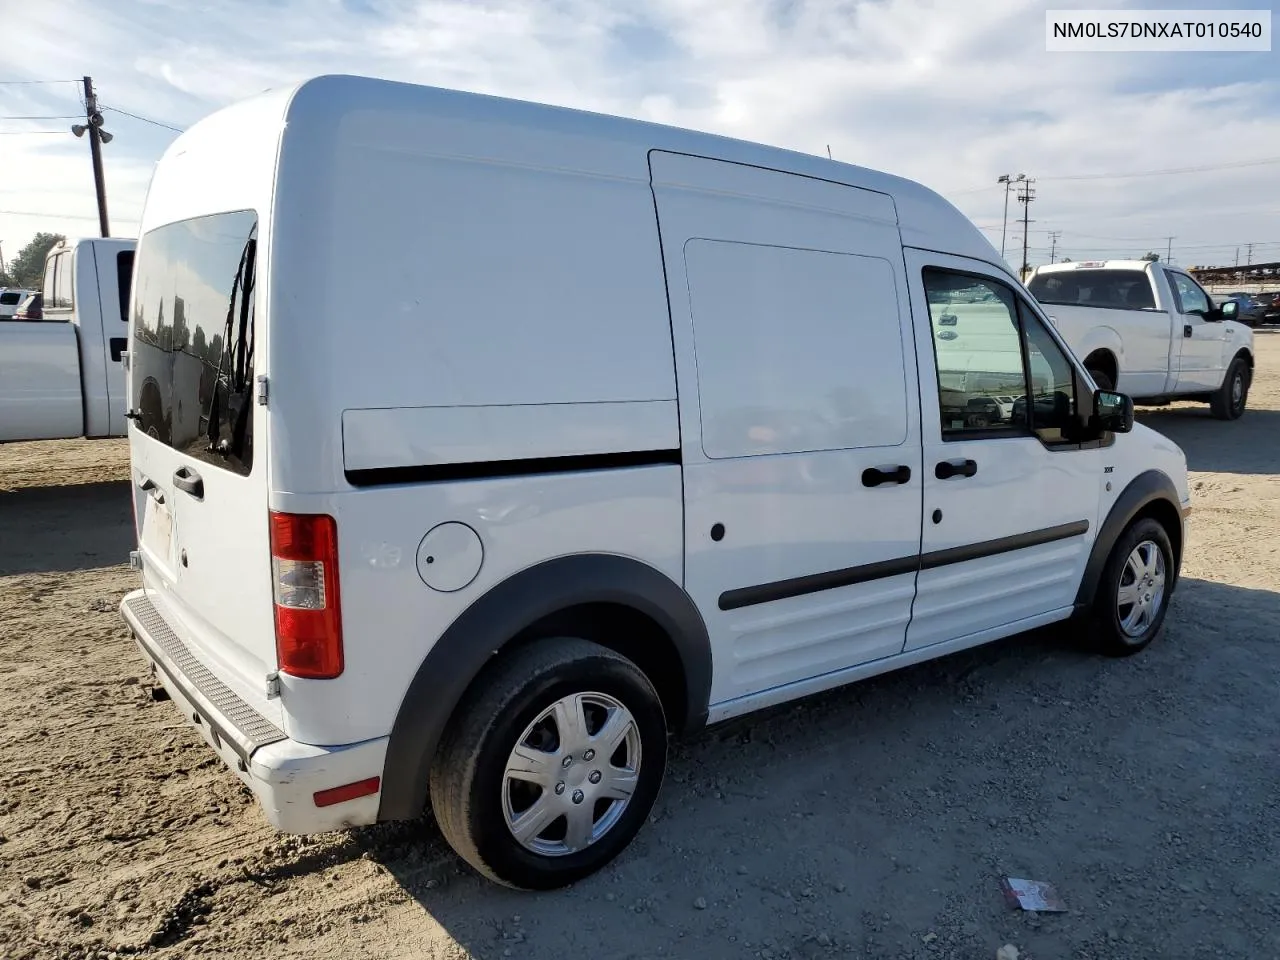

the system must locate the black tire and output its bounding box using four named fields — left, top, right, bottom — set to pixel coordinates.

left=1210, top=356, right=1250, bottom=420
left=429, top=637, right=667, bottom=890
left=1088, top=517, right=1176, bottom=657
left=1087, top=367, right=1114, bottom=392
